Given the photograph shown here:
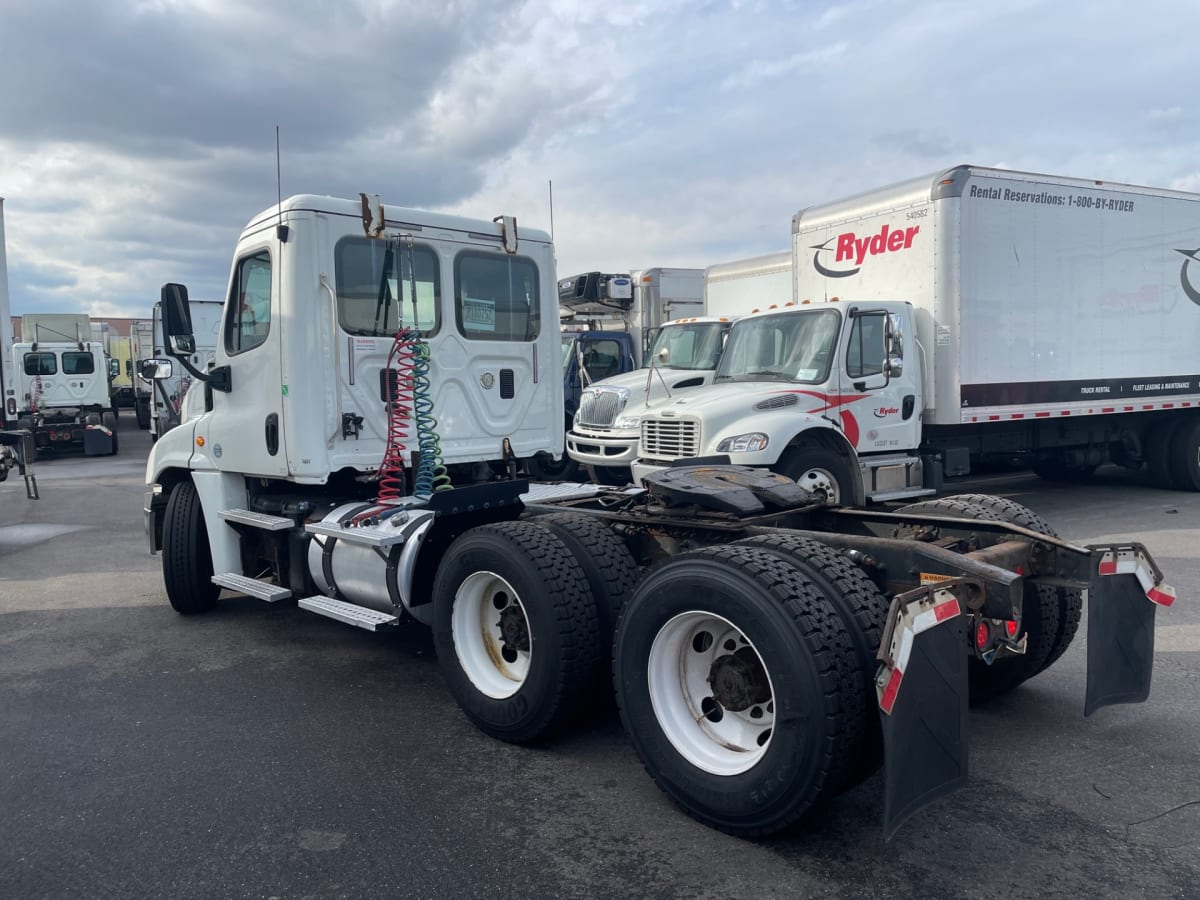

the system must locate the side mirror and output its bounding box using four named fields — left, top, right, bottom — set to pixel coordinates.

left=657, top=346, right=670, bottom=366
left=883, top=356, right=904, bottom=378
left=108, top=358, right=120, bottom=378
left=161, top=283, right=196, bottom=355
left=139, top=358, right=174, bottom=381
